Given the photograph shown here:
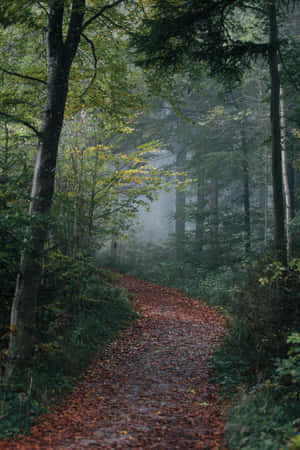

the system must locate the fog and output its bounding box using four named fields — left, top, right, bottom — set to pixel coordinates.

left=135, top=189, right=175, bottom=243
